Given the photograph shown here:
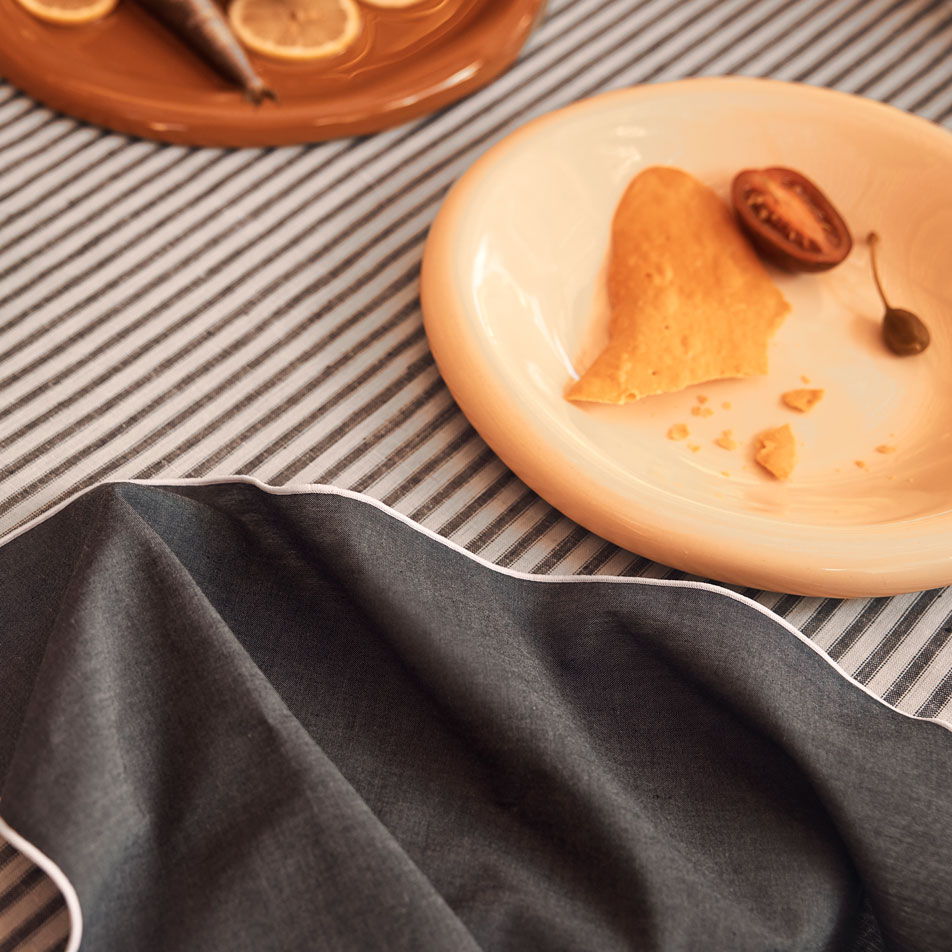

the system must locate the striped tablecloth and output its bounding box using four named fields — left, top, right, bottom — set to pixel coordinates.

left=1, top=0, right=950, bottom=948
